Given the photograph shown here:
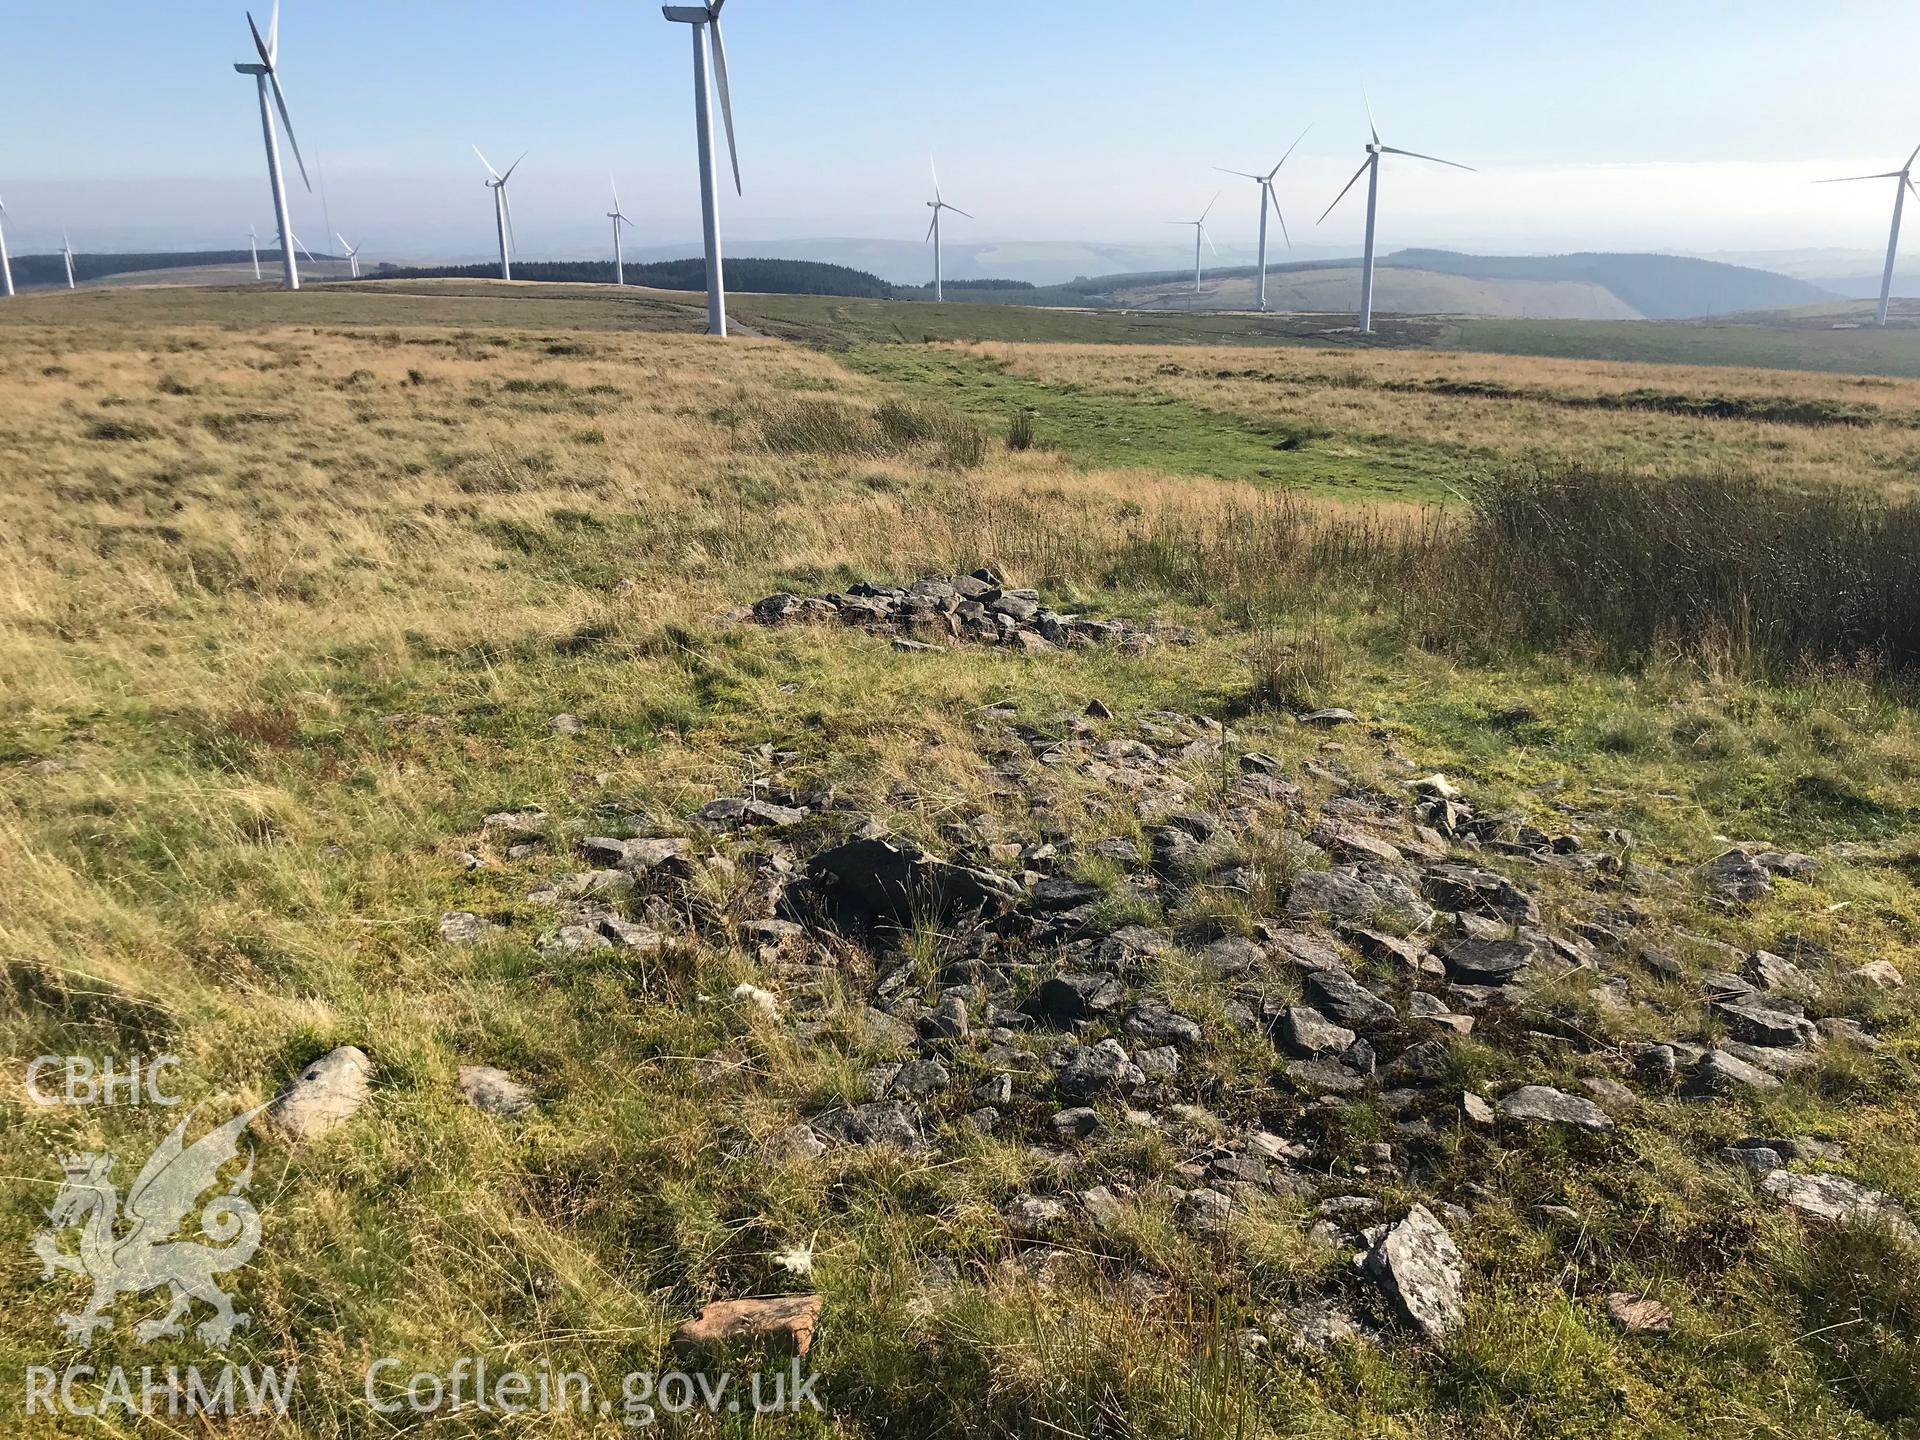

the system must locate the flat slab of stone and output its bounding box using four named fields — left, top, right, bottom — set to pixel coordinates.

left=1363, top=1204, right=1465, bottom=1341
left=1499, top=1085, right=1614, bottom=1132
left=671, top=1295, right=823, bottom=1356
left=1436, top=938, right=1533, bottom=985
left=1761, top=1170, right=1917, bottom=1238
left=456, top=1065, right=534, bottom=1116
left=261, top=1046, right=372, bottom=1142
